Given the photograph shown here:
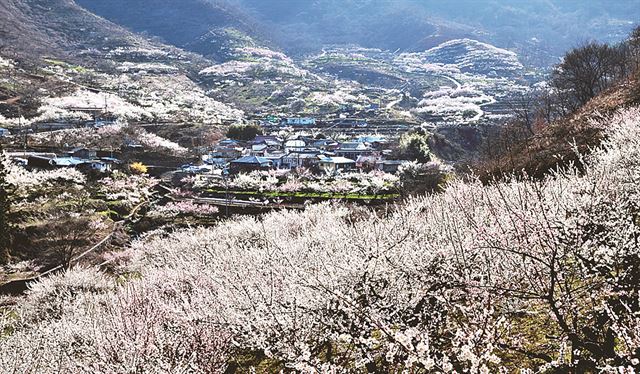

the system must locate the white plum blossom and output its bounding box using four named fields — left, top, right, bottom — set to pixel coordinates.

left=307, top=89, right=360, bottom=107
left=194, top=170, right=400, bottom=195
left=0, top=56, right=14, bottom=68
left=106, top=46, right=170, bottom=60
left=116, top=62, right=180, bottom=74
left=44, top=89, right=151, bottom=121
left=200, top=46, right=309, bottom=79
left=99, top=171, right=159, bottom=208
left=420, top=39, right=524, bottom=74
left=237, top=46, right=293, bottom=62
left=136, top=131, right=188, bottom=156
left=29, top=121, right=188, bottom=156
left=413, top=84, right=494, bottom=122
left=148, top=201, right=219, bottom=218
